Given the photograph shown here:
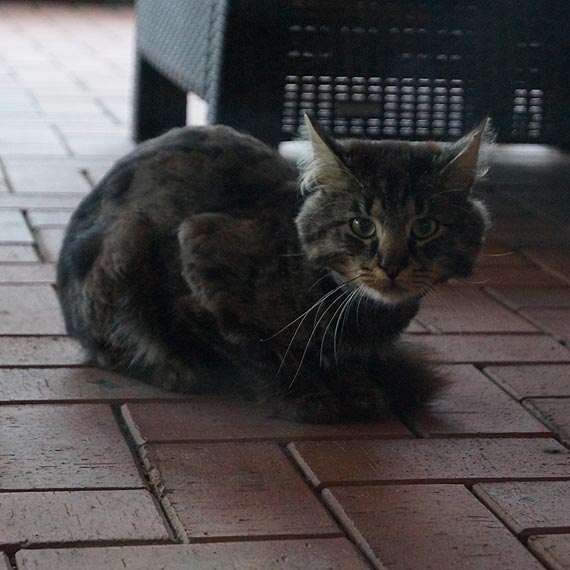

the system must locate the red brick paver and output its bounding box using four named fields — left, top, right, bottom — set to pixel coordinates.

left=0, top=368, right=178, bottom=403
left=412, top=334, right=570, bottom=364
left=143, top=442, right=340, bottom=541
left=0, top=209, right=34, bottom=243
left=323, top=485, right=545, bottom=570
left=122, top=399, right=411, bottom=445
left=34, top=226, right=65, bottom=262
left=485, top=364, right=570, bottom=399
left=0, top=404, right=142, bottom=489
left=26, top=209, right=73, bottom=228
left=4, top=163, right=91, bottom=193
left=0, top=245, right=39, bottom=262
left=526, top=399, right=570, bottom=446
left=15, top=539, right=373, bottom=570
left=0, top=285, right=65, bottom=334
left=474, top=481, right=570, bottom=536
left=417, top=288, right=538, bottom=333
left=521, top=308, right=570, bottom=343
left=525, top=248, right=570, bottom=284
left=289, top=438, right=570, bottom=488
left=529, top=535, right=570, bottom=570
left=486, top=287, right=570, bottom=309
left=0, top=490, right=170, bottom=548
left=0, top=336, right=84, bottom=366
left=0, top=263, right=55, bottom=284
left=410, top=365, right=550, bottom=437
left=468, top=265, right=567, bottom=288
